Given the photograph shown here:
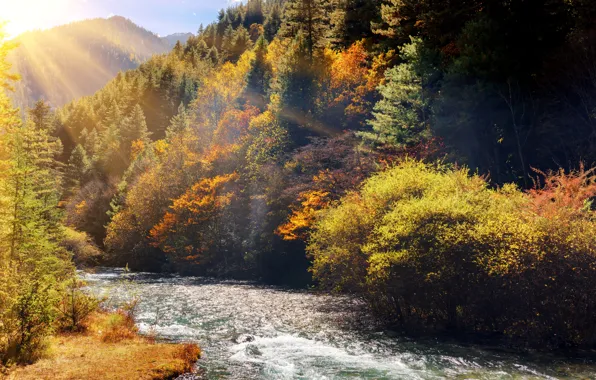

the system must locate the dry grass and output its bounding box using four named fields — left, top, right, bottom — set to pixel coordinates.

left=5, top=312, right=201, bottom=380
